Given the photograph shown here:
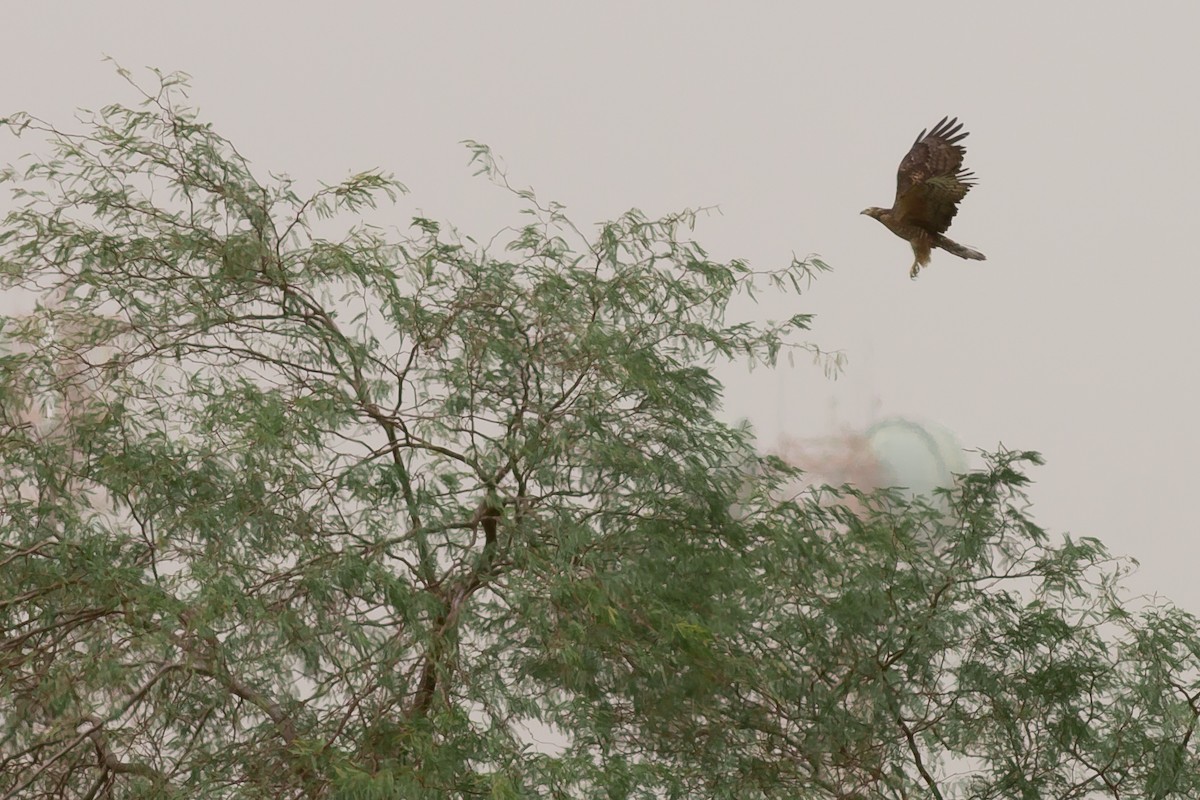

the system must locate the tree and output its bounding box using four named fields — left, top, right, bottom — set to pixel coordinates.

left=1, top=69, right=1198, bottom=800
